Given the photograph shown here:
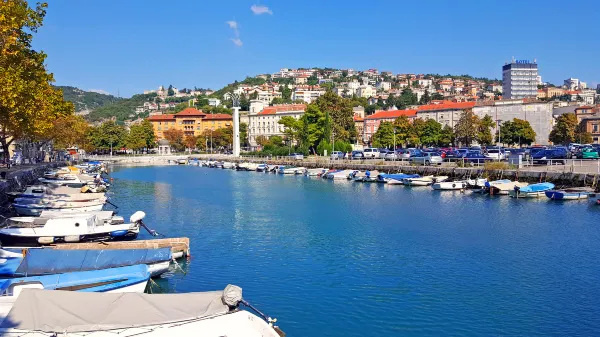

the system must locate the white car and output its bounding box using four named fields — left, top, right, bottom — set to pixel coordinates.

left=330, top=151, right=344, bottom=160
left=289, top=153, right=304, bottom=160
left=409, top=152, right=443, bottom=166
left=363, top=148, right=380, bottom=159
left=486, top=149, right=505, bottom=160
